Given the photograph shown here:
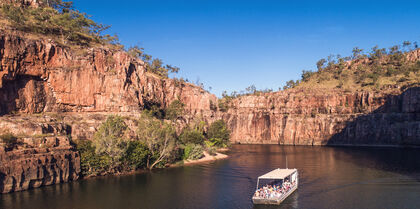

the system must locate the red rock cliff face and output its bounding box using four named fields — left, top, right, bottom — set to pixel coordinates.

left=222, top=88, right=420, bottom=145
left=0, top=31, right=217, bottom=115
left=0, top=31, right=216, bottom=193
